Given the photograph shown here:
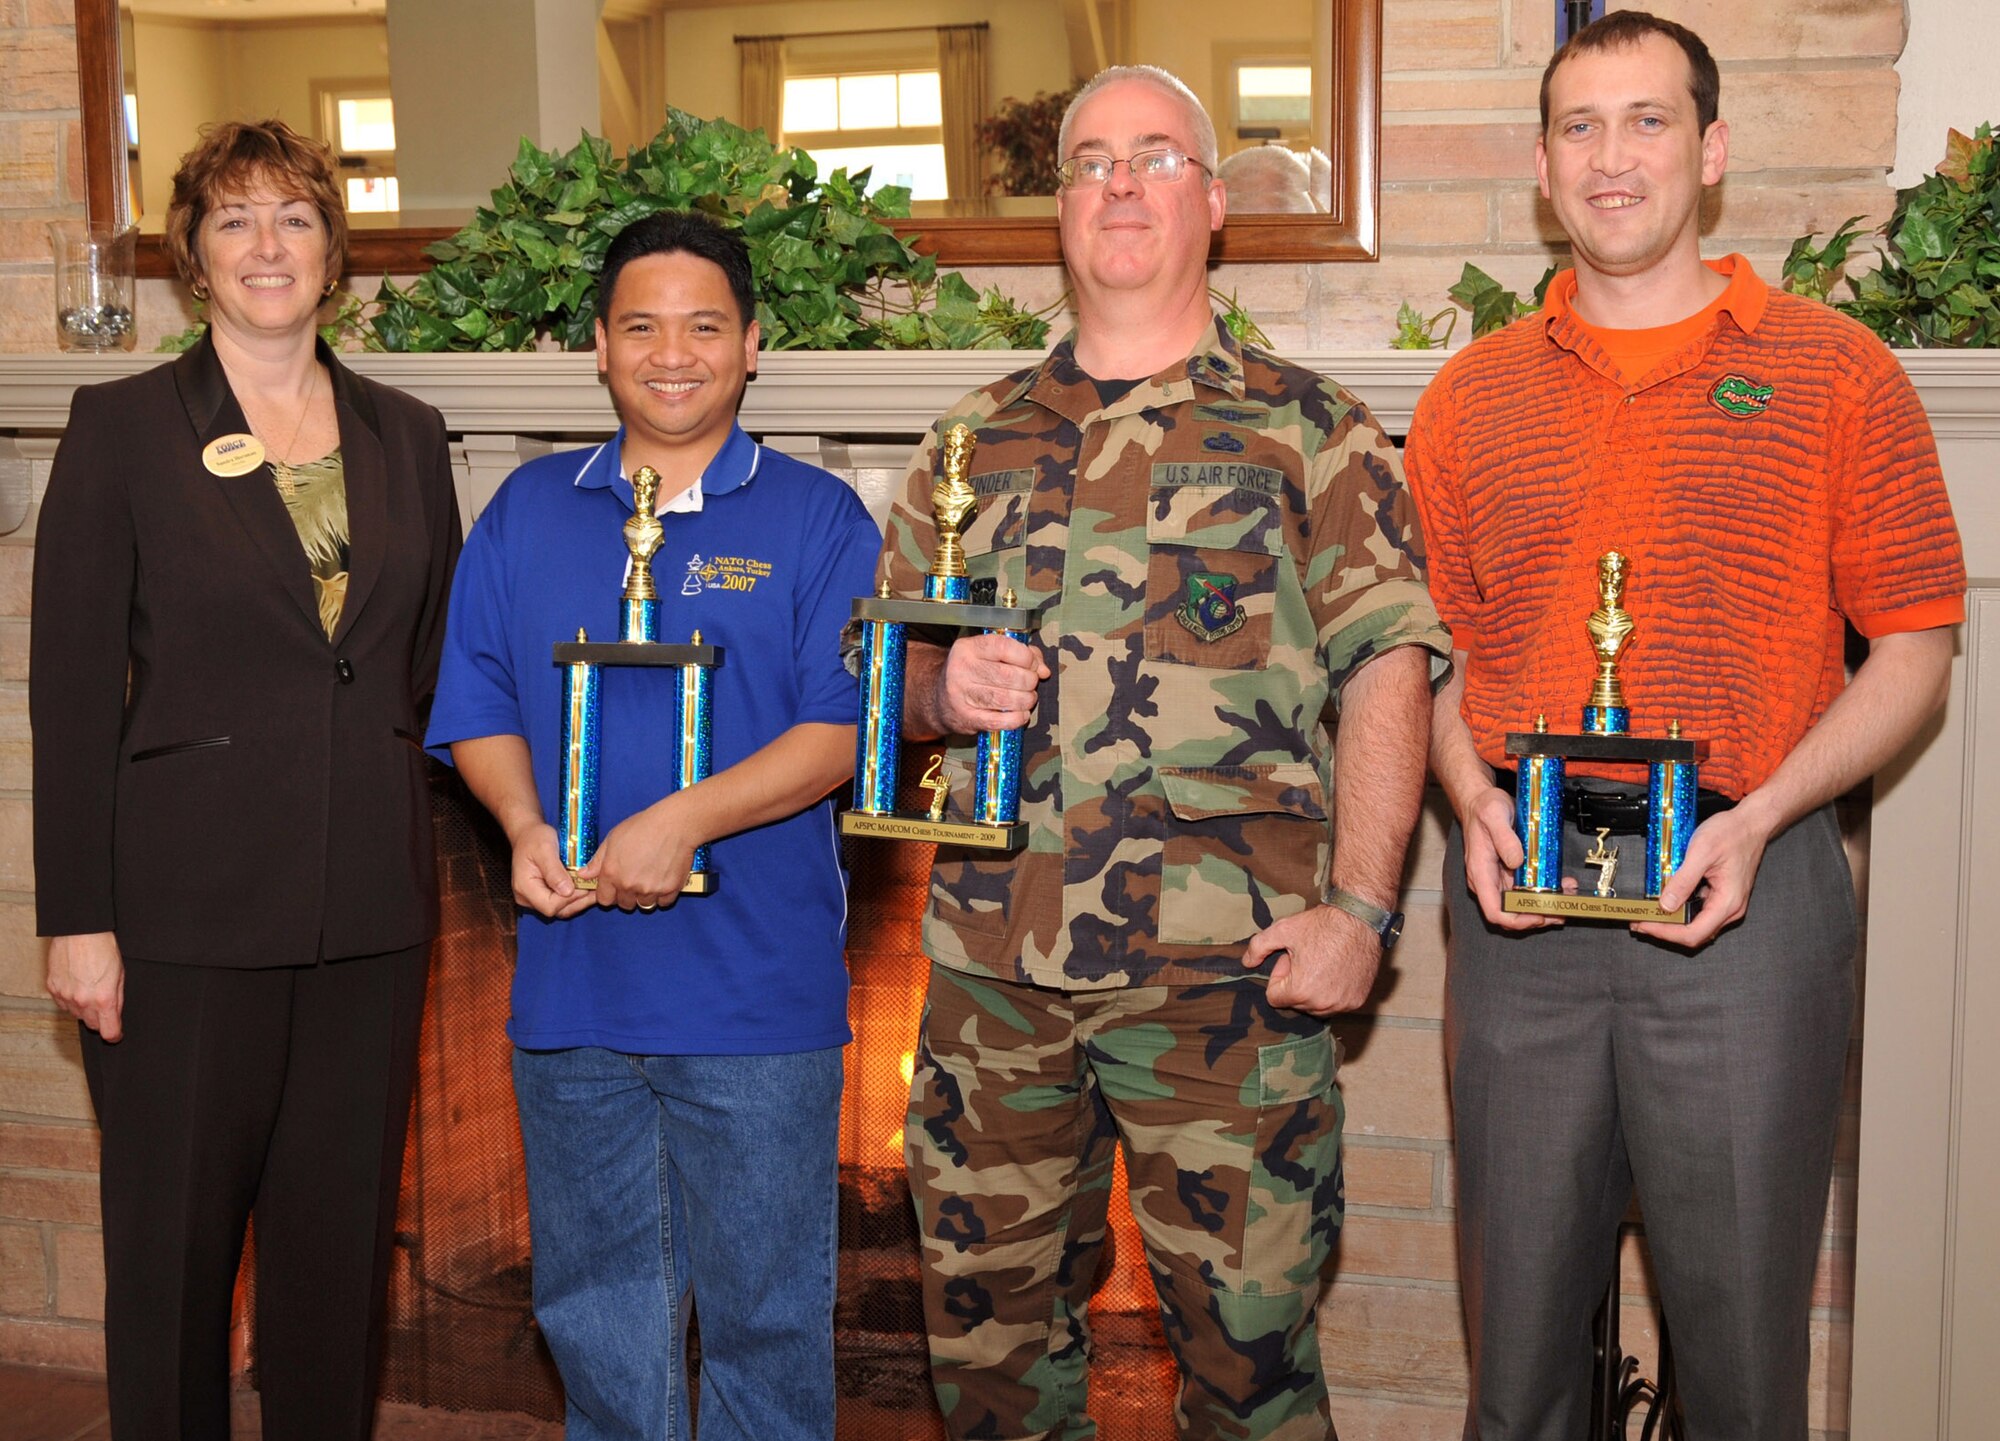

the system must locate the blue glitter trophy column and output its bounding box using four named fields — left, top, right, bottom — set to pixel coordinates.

left=557, top=627, right=601, bottom=878
left=1512, top=715, right=1564, bottom=894
left=675, top=629, right=716, bottom=893
left=851, top=581, right=907, bottom=818
left=555, top=466, right=722, bottom=893
left=1502, top=551, right=1705, bottom=922
left=1646, top=720, right=1698, bottom=901
left=972, top=589, right=1028, bottom=828
left=842, top=423, right=1040, bottom=850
